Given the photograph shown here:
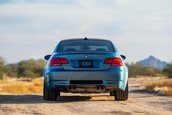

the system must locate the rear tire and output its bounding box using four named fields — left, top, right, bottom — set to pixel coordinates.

left=43, top=83, right=60, bottom=101
left=114, top=82, right=128, bottom=101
